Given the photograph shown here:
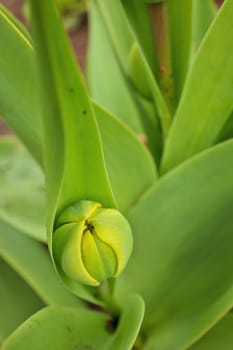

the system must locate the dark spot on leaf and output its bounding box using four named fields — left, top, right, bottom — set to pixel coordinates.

left=82, top=110, right=87, bottom=115
left=66, top=325, right=72, bottom=332
left=106, top=315, right=119, bottom=334
left=67, top=87, right=74, bottom=93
